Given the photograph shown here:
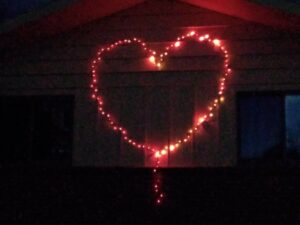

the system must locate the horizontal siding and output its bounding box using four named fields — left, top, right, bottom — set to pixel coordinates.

left=51, top=24, right=296, bottom=45
left=1, top=69, right=300, bottom=90
left=2, top=54, right=300, bottom=75
left=3, top=23, right=295, bottom=50
left=0, top=74, right=88, bottom=90
left=4, top=38, right=300, bottom=61
left=86, top=13, right=244, bottom=30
